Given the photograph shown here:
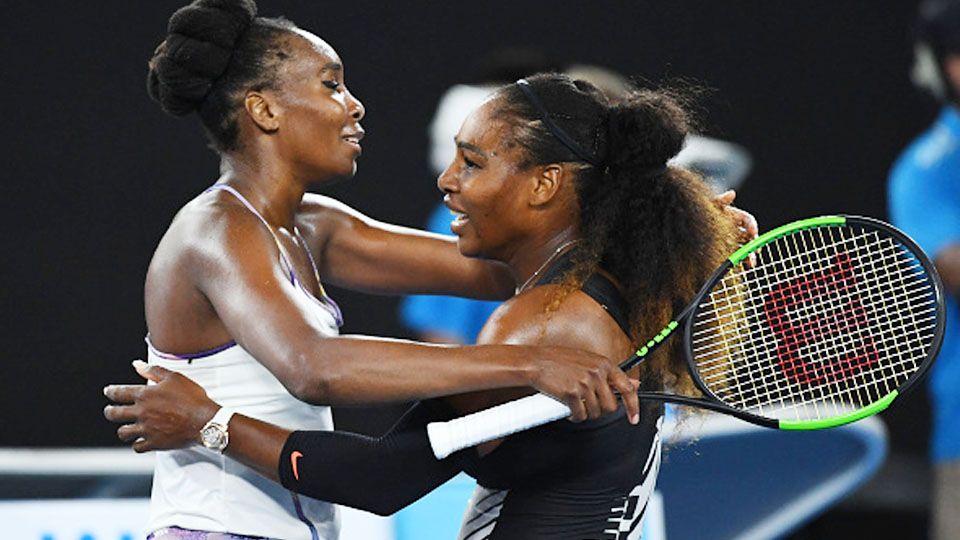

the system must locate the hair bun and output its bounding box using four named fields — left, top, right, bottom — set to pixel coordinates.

left=147, top=0, right=257, bottom=116
left=606, top=90, right=689, bottom=172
